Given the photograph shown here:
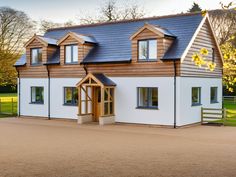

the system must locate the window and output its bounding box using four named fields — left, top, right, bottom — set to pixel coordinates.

left=192, top=87, right=201, bottom=106
left=210, top=87, right=218, bottom=103
left=137, top=87, right=158, bottom=109
left=138, top=39, right=157, bottom=61
left=31, top=48, right=42, bottom=65
left=31, top=87, right=44, bottom=104
left=65, top=45, right=78, bottom=63
left=64, top=87, right=78, bottom=106
left=212, top=48, right=215, bottom=62
left=104, top=88, right=114, bottom=115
